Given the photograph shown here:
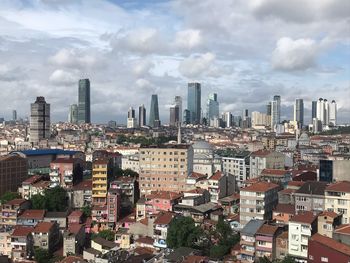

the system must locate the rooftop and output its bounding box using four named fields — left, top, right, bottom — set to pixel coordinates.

left=326, top=181, right=350, bottom=193
left=73, top=180, right=92, bottom=190
left=4, top=199, right=28, bottom=206
left=310, top=233, right=350, bottom=257
left=22, top=175, right=43, bottom=185
left=256, top=224, right=279, bottom=236
left=19, top=209, right=45, bottom=220
left=251, top=150, right=271, bottom=157
left=319, top=211, right=340, bottom=219
left=241, top=181, right=279, bottom=192
left=273, top=204, right=295, bottom=215
left=92, top=236, right=118, bottom=249
left=261, top=169, right=288, bottom=177
left=146, top=191, right=183, bottom=200
left=12, top=226, right=34, bottom=237
left=17, top=149, right=79, bottom=156
left=295, top=181, right=328, bottom=196
left=208, top=170, right=223, bottom=181
left=241, top=219, right=265, bottom=236
left=33, top=222, right=54, bottom=233
left=334, top=224, right=350, bottom=235
left=290, top=211, right=318, bottom=224
left=154, top=212, right=175, bottom=225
